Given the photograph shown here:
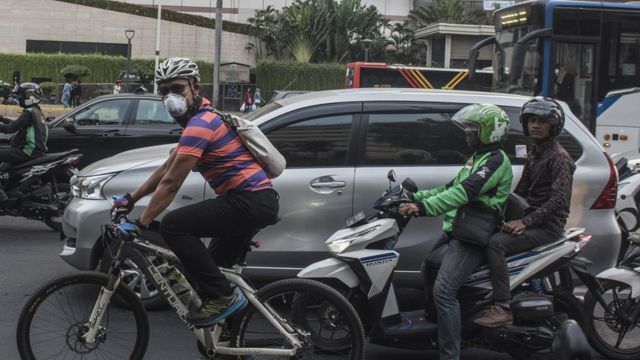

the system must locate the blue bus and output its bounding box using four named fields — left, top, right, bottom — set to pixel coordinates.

left=470, top=0, right=640, bottom=158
